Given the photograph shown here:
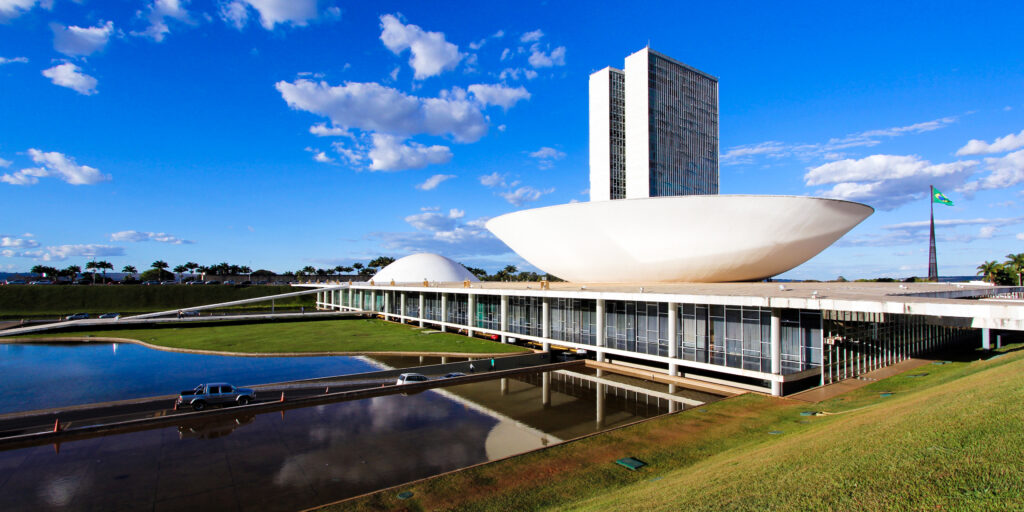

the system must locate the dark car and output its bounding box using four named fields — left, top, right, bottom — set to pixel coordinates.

left=98, top=312, right=121, bottom=319
left=442, top=372, right=467, bottom=379
left=65, top=313, right=90, bottom=320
